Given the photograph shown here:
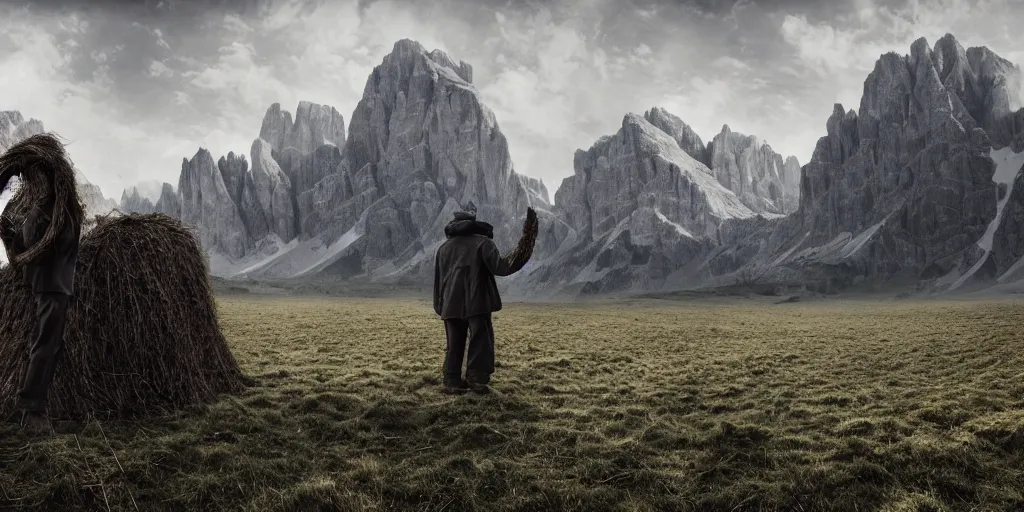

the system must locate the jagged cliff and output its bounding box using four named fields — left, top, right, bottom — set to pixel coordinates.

left=640, top=107, right=802, bottom=215
left=694, top=34, right=1024, bottom=294
left=506, top=112, right=761, bottom=296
